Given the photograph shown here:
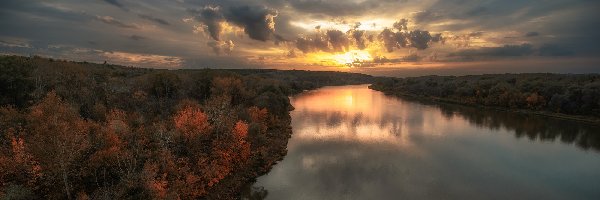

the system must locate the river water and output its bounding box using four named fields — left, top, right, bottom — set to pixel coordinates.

left=247, top=84, right=600, bottom=200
